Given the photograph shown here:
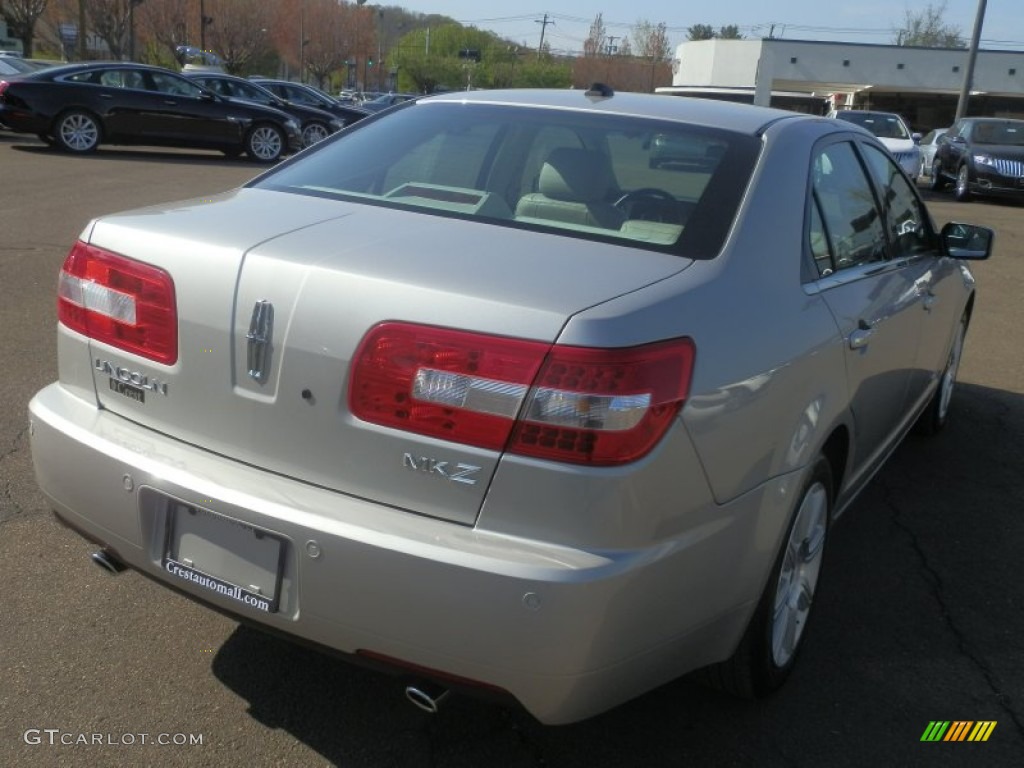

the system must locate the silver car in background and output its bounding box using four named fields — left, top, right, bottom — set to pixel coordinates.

left=828, top=109, right=921, bottom=179
left=30, top=88, right=992, bottom=724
